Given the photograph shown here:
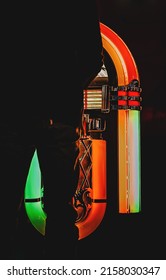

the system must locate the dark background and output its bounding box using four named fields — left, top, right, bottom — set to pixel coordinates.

left=18, top=0, right=166, bottom=260
left=77, top=0, right=166, bottom=260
